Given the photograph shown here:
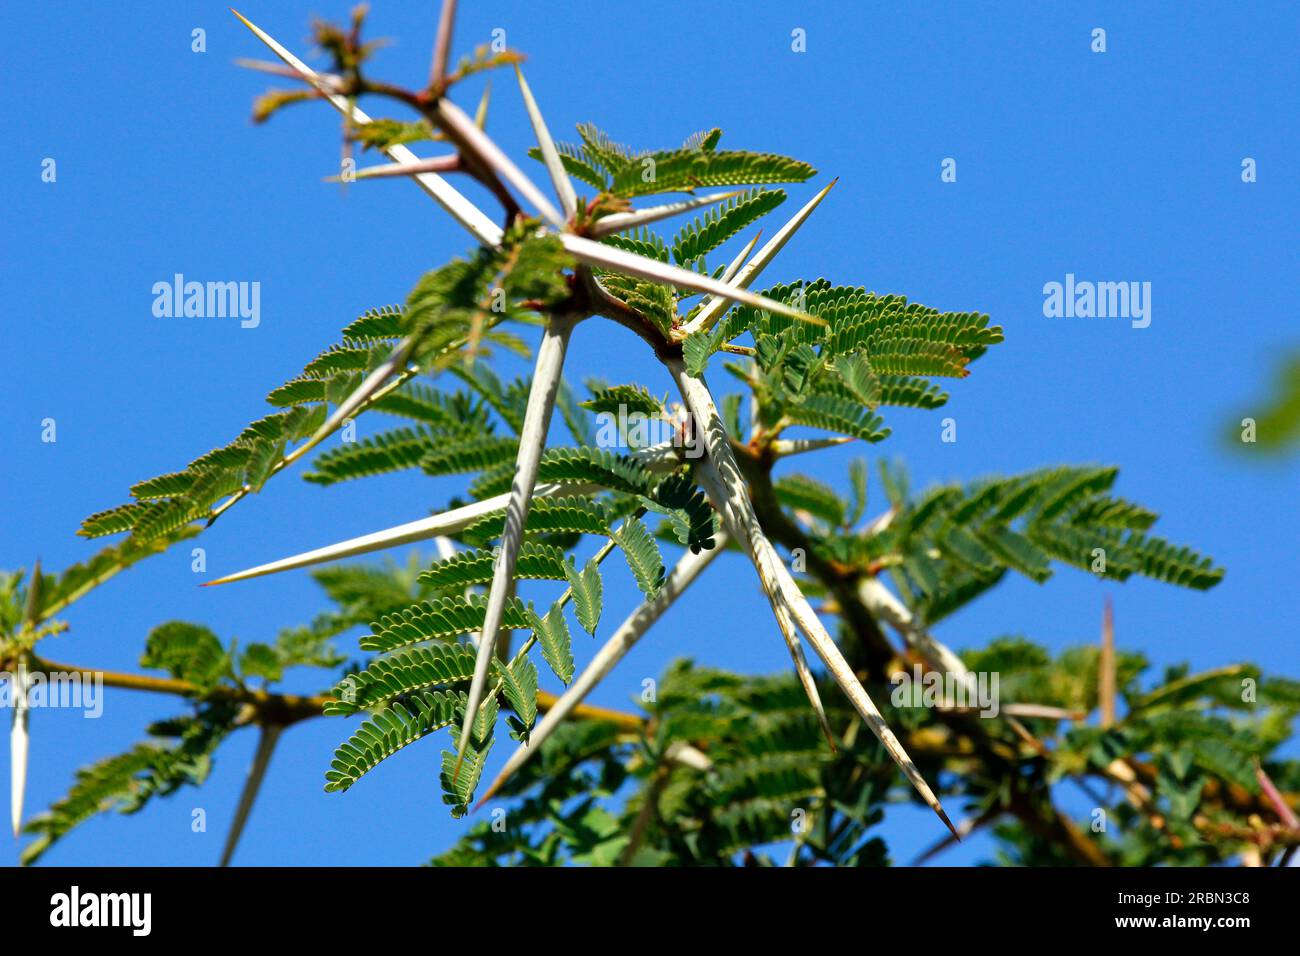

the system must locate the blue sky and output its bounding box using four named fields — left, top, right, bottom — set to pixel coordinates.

left=4, top=1, right=1297, bottom=866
